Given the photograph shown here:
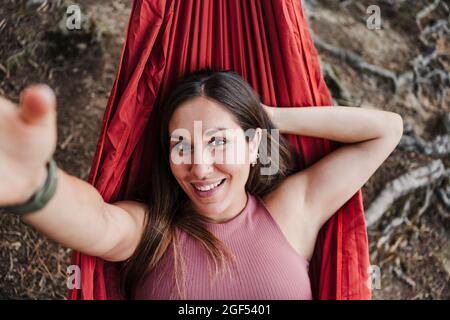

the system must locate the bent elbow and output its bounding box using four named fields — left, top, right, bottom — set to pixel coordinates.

left=383, top=112, right=403, bottom=143
left=392, top=113, right=404, bottom=142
